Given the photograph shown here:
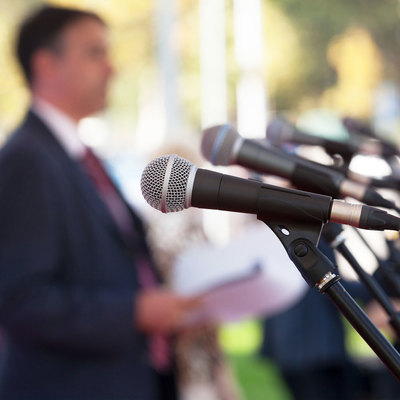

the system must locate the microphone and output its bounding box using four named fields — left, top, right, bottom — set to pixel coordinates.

left=140, top=154, right=400, bottom=231
left=201, top=124, right=397, bottom=210
left=267, top=116, right=396, bottom=159
left=342, top=116, right=399, bottom=158
left=268, top=118, right=400, bottom=193
left=267, top=116, right=358, bottom=161
left=342, top=116, right=376, bottom=138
